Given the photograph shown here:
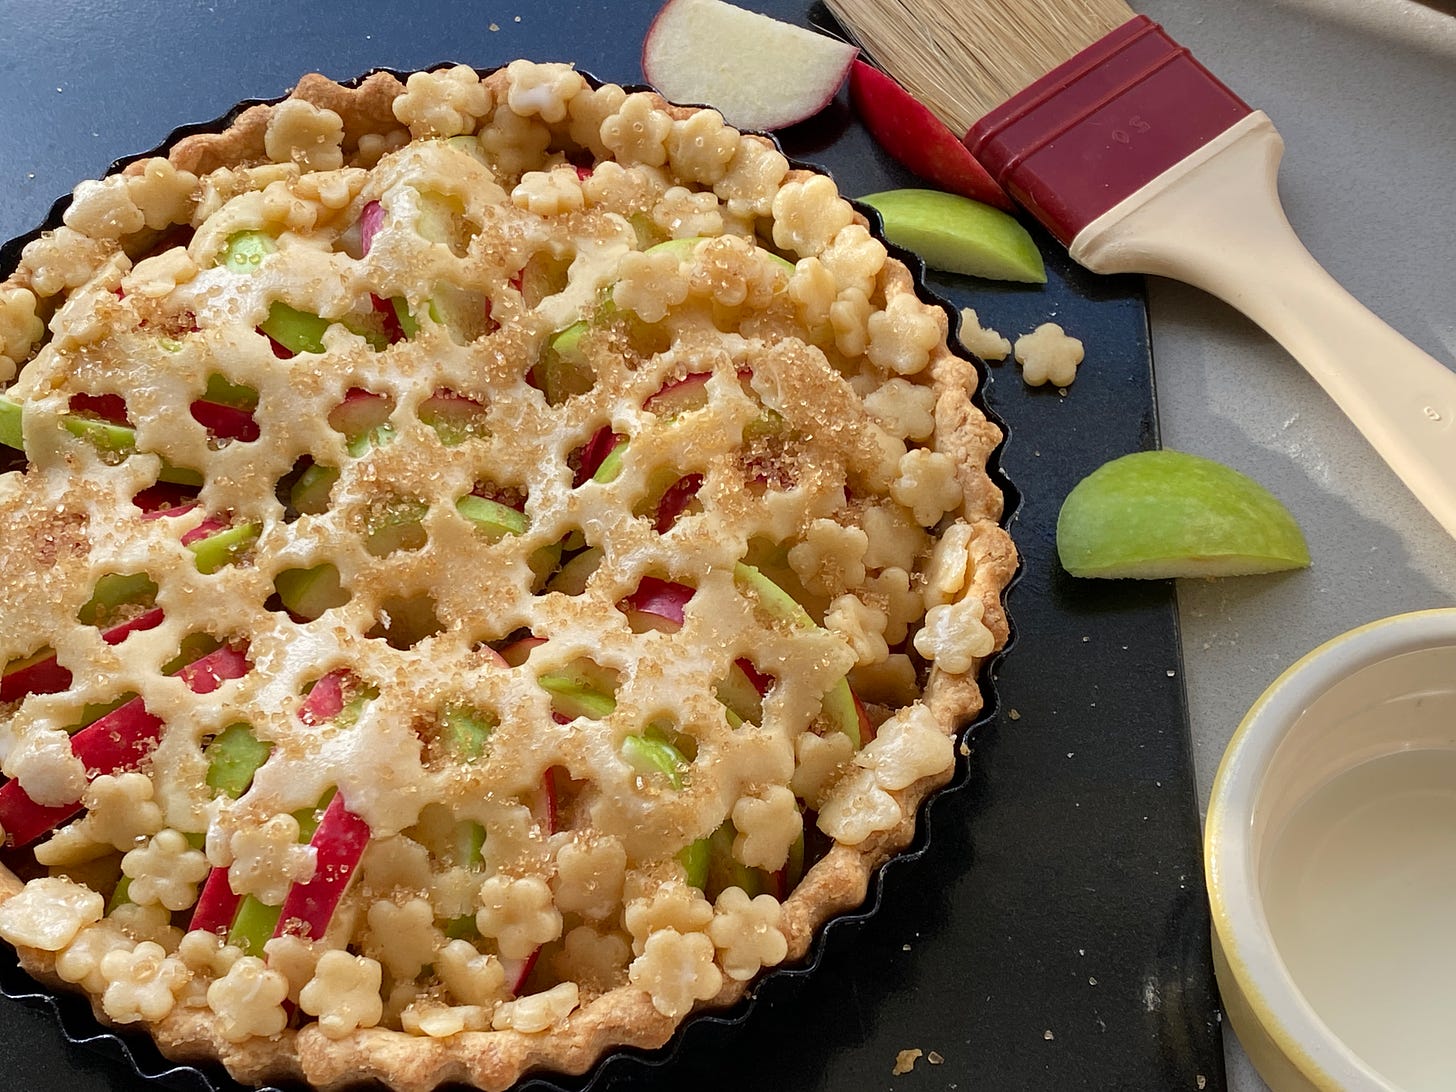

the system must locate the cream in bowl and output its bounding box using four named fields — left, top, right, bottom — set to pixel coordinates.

left=1206, top=608, right=1456, bottom=1092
